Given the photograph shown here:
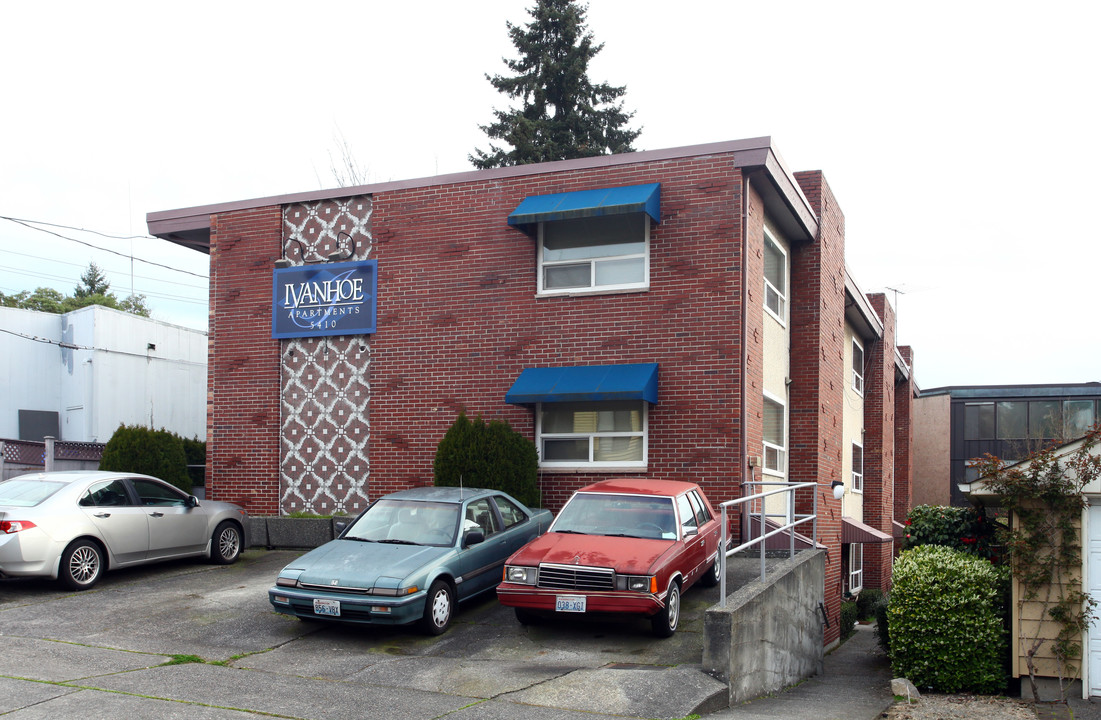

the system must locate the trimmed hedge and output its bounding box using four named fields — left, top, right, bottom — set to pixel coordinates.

left=99, top=424, right=192, bottom=494
left=840, top=601, right=859, bottom=640
left=433, top=411, right=540, bottom=508
left=888, top=545, right=1009, bottom=692
left=903, top=504, right=999, bottom=561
